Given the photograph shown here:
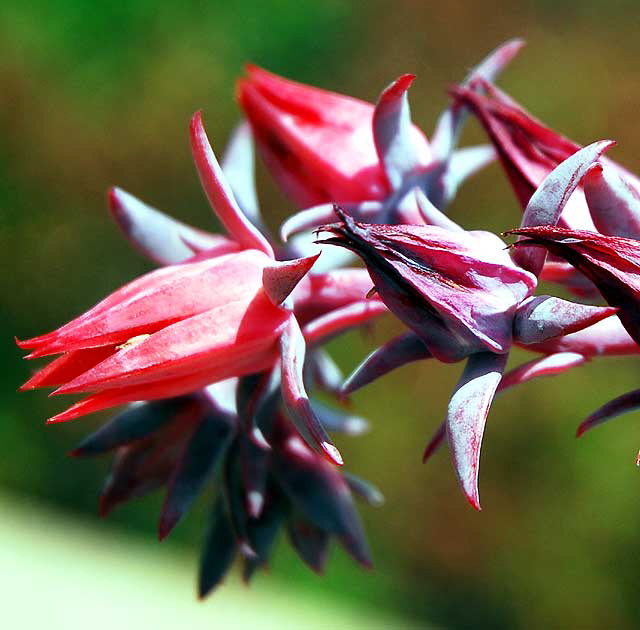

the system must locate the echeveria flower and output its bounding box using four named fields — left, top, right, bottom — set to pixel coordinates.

left=238, top=64, right=430, bottom=208
left=18, top=112, right=391, bottom=466
left=318, top=144, right=620, bottom=508
left=318, top=207, right=537, bottom=362
left=240, top=41, right=524, bottom=241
